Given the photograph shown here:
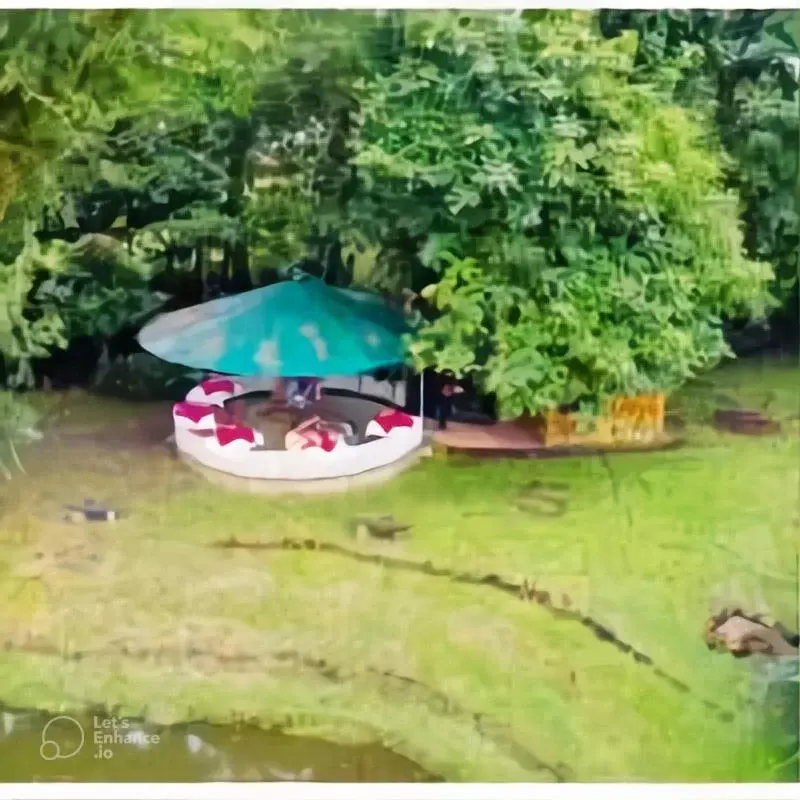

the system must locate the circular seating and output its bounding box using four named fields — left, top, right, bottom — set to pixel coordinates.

left=173, top=377, right=424, bottom=484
